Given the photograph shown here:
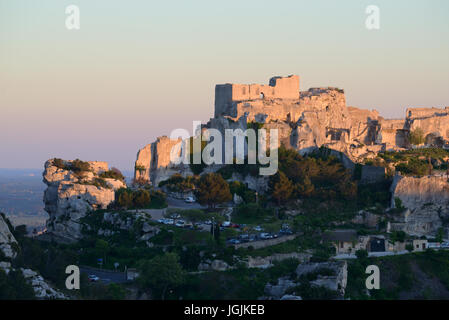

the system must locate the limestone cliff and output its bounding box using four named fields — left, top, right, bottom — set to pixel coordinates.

left=135, top=136, right=193, bottom=186
left=43, top=158, right=126, bottom=242
left=0, top=213, right=18, bottom=259
left=390, top=174, right=449, bottom=237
